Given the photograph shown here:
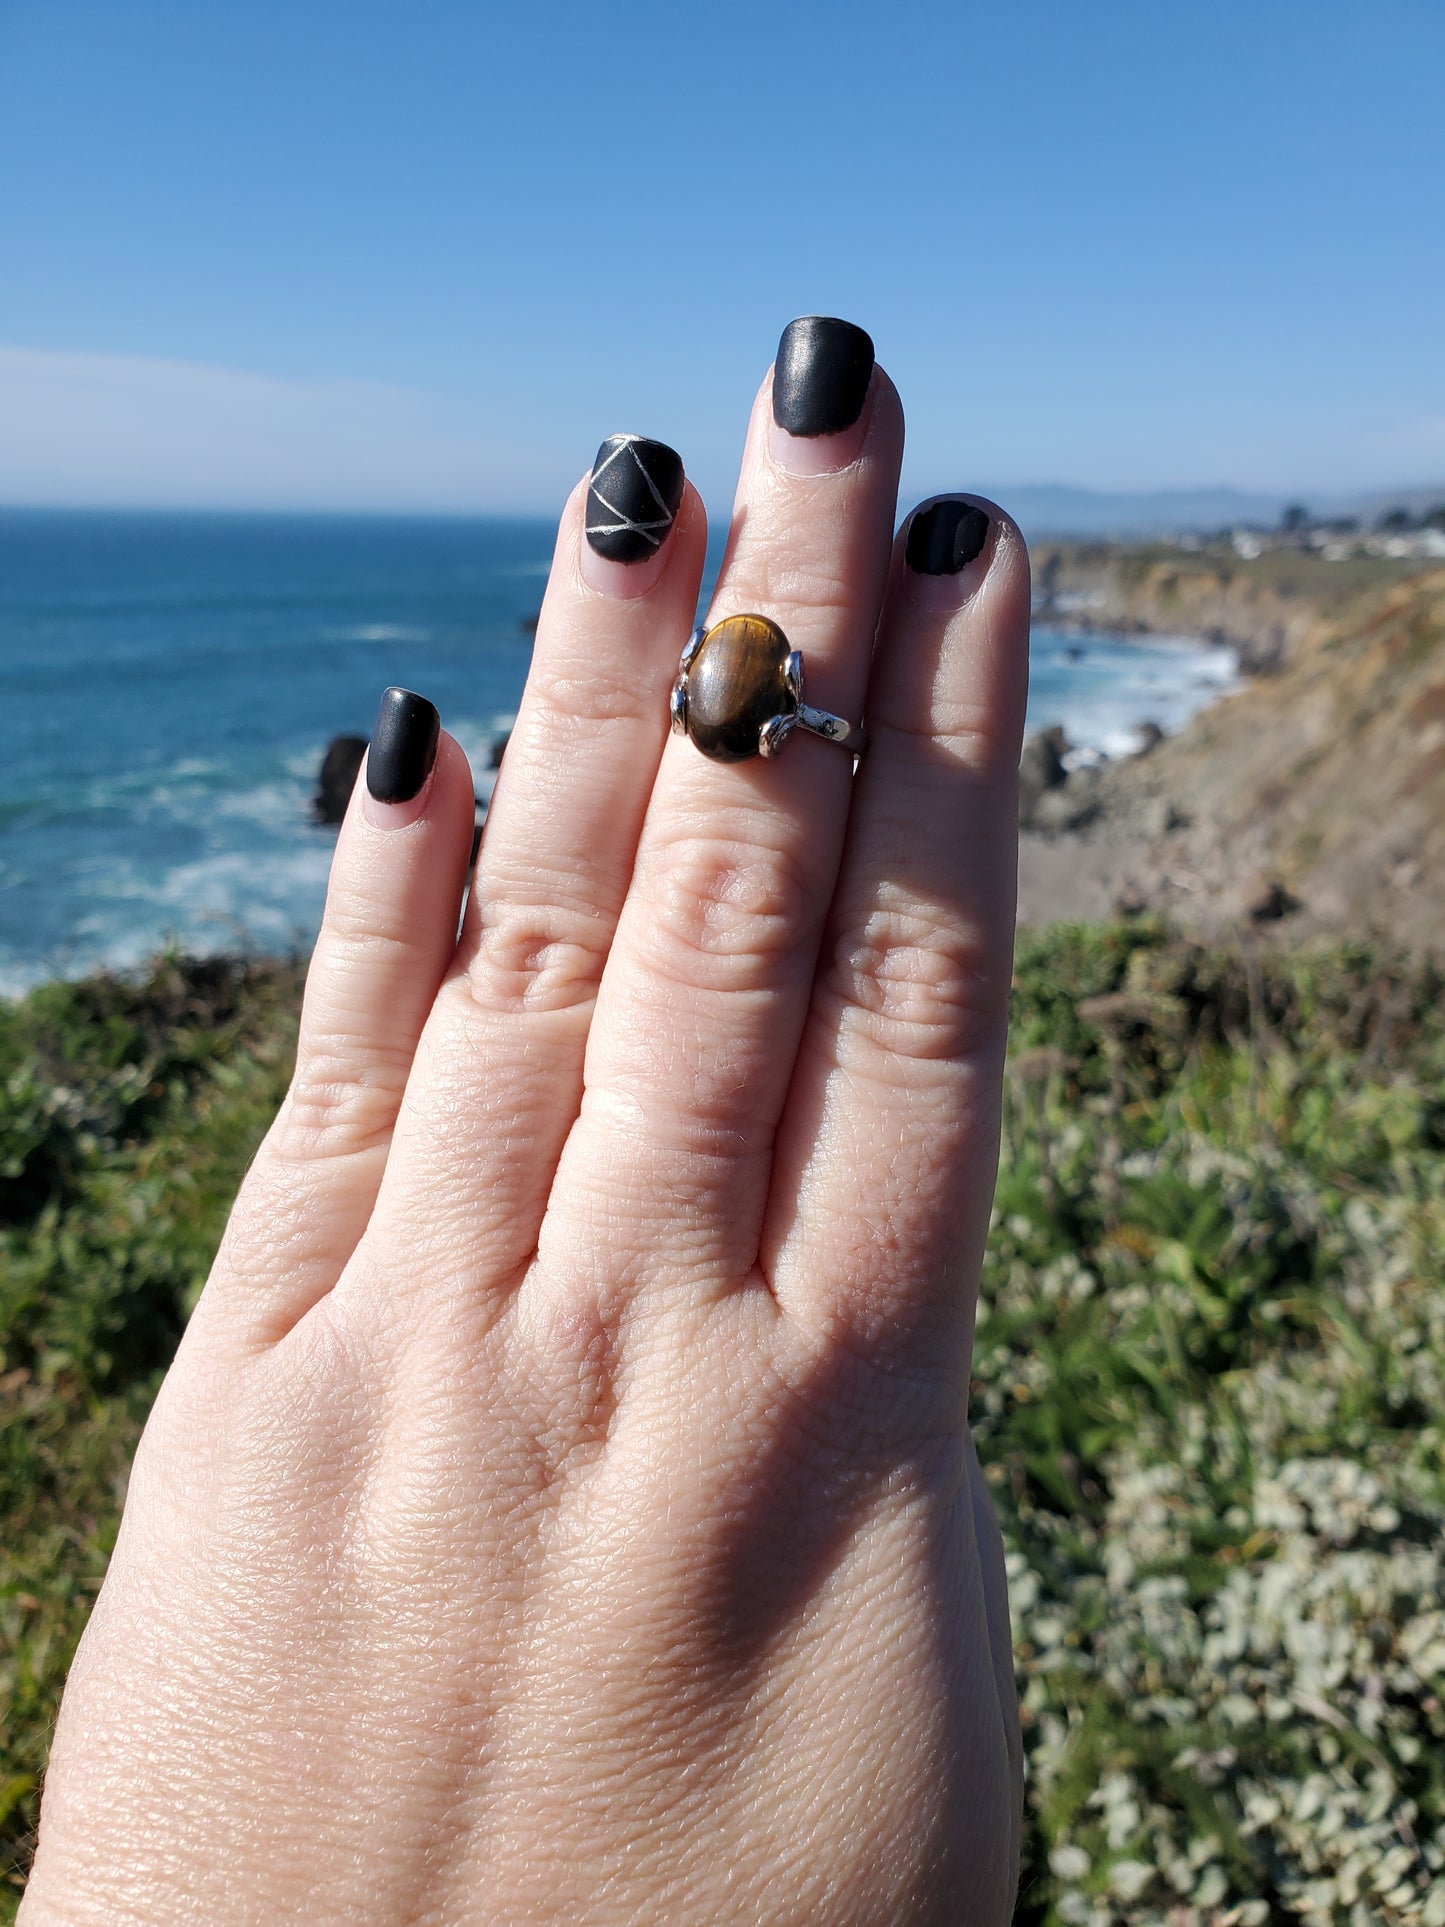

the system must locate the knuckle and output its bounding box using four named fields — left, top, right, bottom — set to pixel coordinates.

left=584, top=1078, right=769, bottom=1202
left=720, top=540, right=859, bottom=634
left=318, top=902, right=422, bottom=958
left=463, top=889, right=613, bottom=1017
left=642, top=826, right=810, bottom=991
left=526, top=662, right=649, bottom=736
left=276, top=1044, right=411, bottom=1160
left=818, top=896, right=1008, bottom=1069
left=873, top=703, right=1022, bottom=785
